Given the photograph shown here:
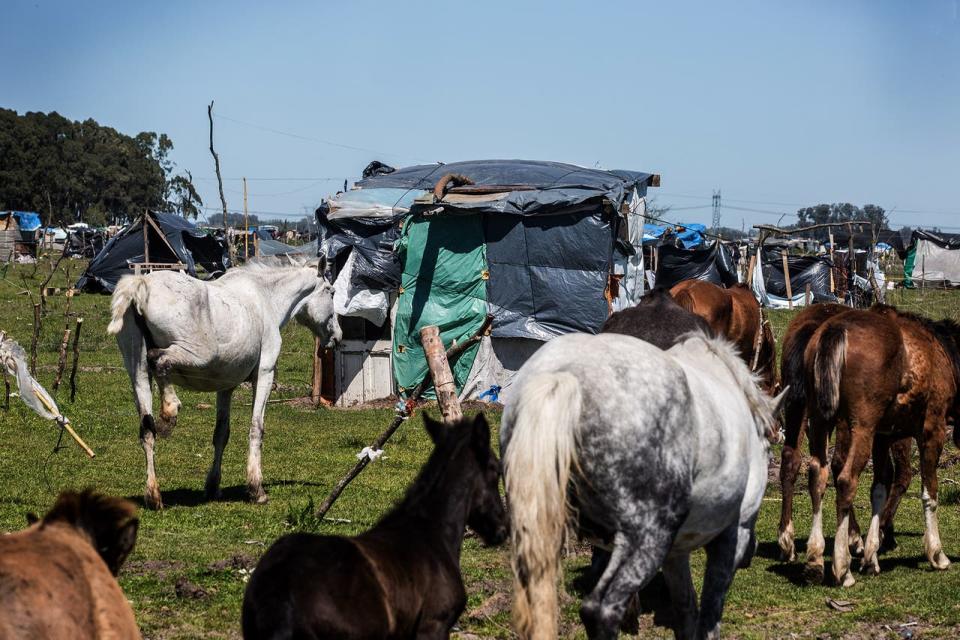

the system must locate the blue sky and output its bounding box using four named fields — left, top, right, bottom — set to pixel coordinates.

left=4, top=1, right=959, bottom=230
